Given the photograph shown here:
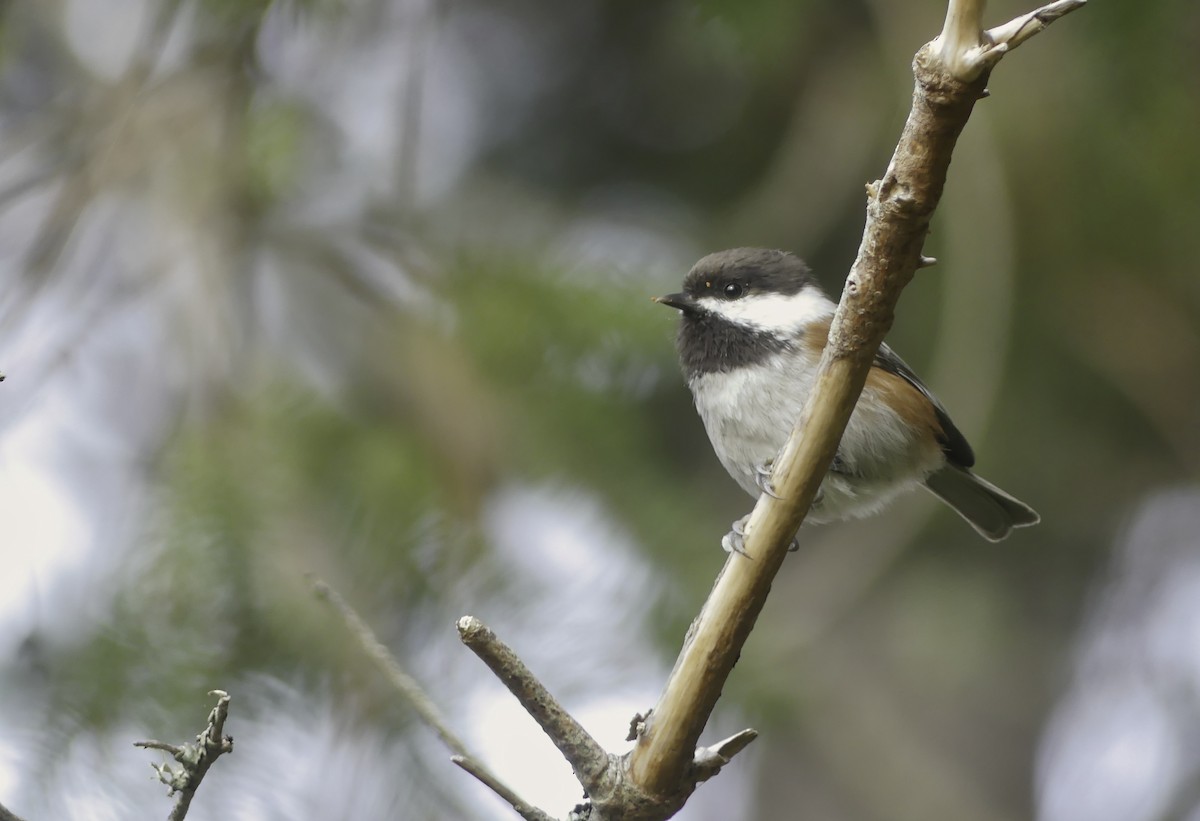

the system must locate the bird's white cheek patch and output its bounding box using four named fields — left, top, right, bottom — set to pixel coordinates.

left=698, top=289, right=834, bottom=334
